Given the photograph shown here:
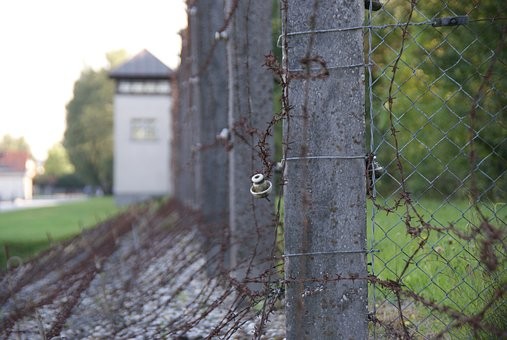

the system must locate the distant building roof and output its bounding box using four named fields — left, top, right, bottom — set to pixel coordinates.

left=0, top=151, right=30, bottom=173
left=109, top=49, right=173, bottom=80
